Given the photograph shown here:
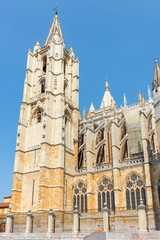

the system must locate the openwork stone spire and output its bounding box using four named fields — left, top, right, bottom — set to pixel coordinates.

left=45, top=13, right=63, bottom=45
